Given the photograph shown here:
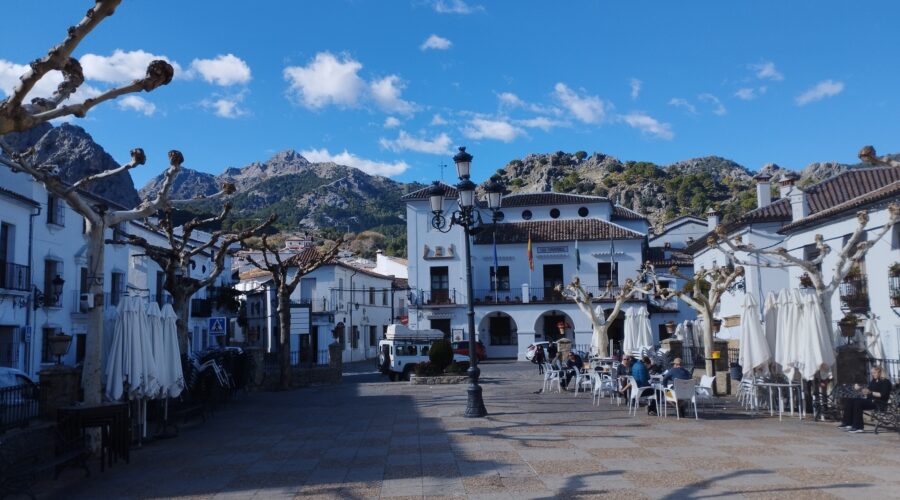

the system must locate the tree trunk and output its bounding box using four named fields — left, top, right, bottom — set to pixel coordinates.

left=701, top=309, right=715, bottom=376
left=172, top=291, right=190, bottom=354
left=81, top=225, right=106, bottom=405
left=277, top=290, right=292, bottom=390
left=594, top=325, right=609, bottom=358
